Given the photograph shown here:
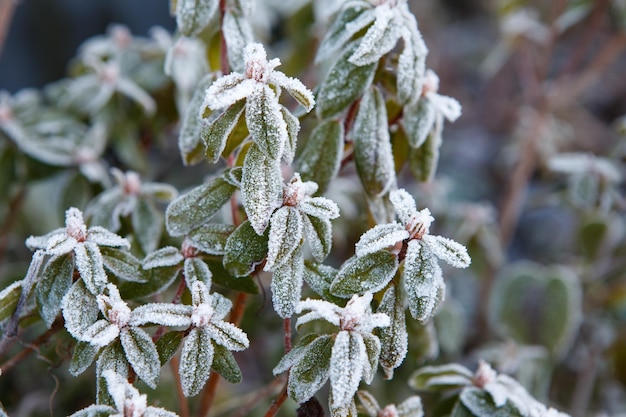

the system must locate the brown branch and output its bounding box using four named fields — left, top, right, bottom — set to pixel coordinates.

left=0, top=184, right=27, bottom=266
left=283, top=317, right=292, bottom=354
left=170, top=356, right=190, bottom=417
left=262, top=380, right=289, bottom=417
left=228, top=376, right=286, bottom=417
left=0, top=0, right=17, bottom=58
